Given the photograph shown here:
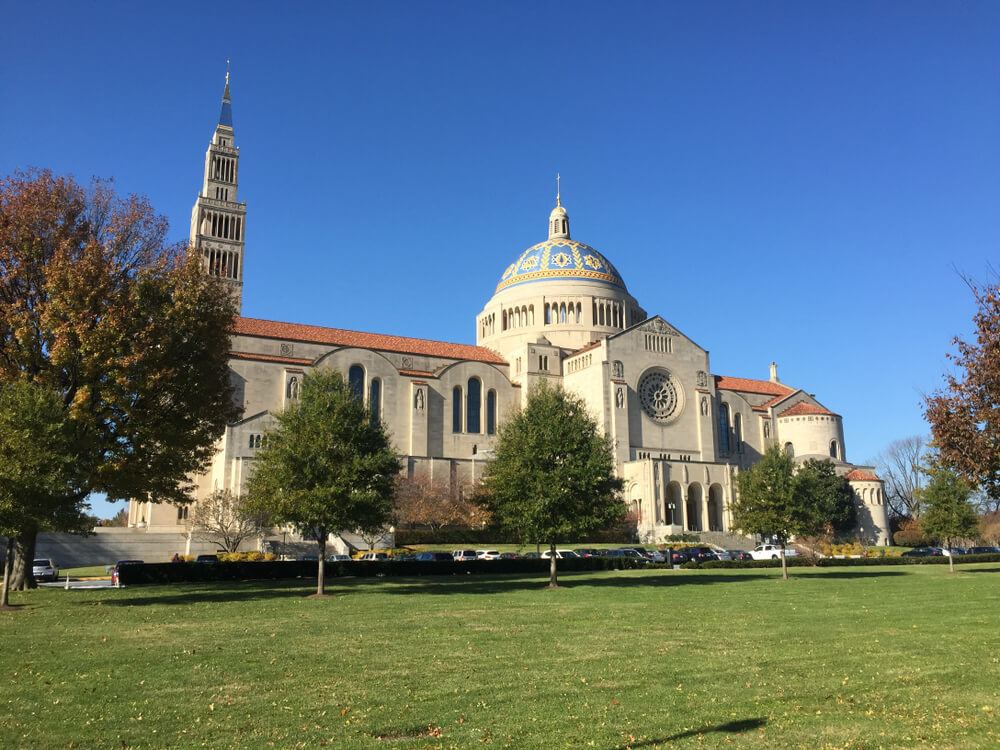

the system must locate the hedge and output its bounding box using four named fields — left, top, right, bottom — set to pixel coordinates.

left=116, top=556, right=649, bottom=585
left=684, top=553, right=1000, bottom=570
